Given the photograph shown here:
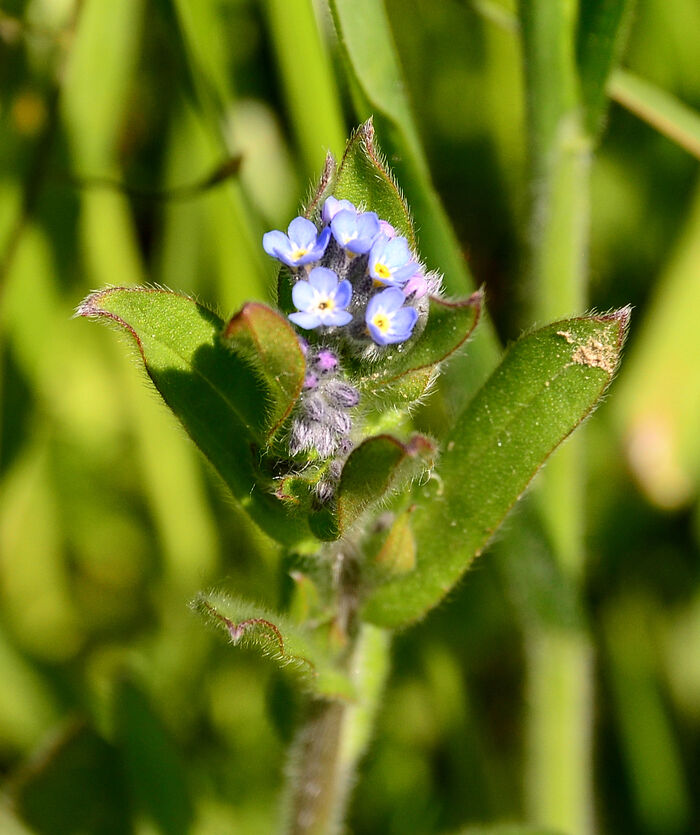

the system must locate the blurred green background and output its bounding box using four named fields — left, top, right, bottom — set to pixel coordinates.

left=0, top=0, right=699, bottom=833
